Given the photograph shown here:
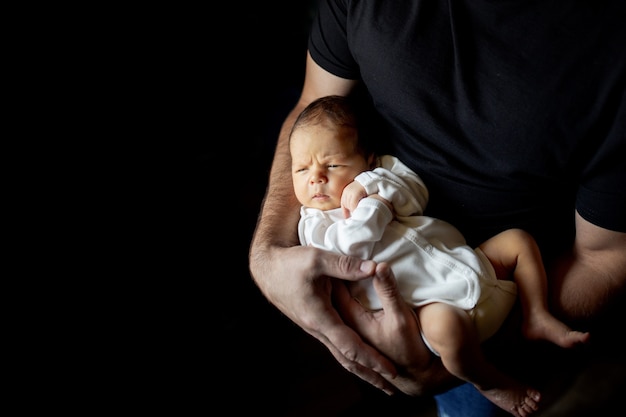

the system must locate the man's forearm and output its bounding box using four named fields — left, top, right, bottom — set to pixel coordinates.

left=249, top=105, right=306, bottom=291
left=548, top=249, right=626, bottom=325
